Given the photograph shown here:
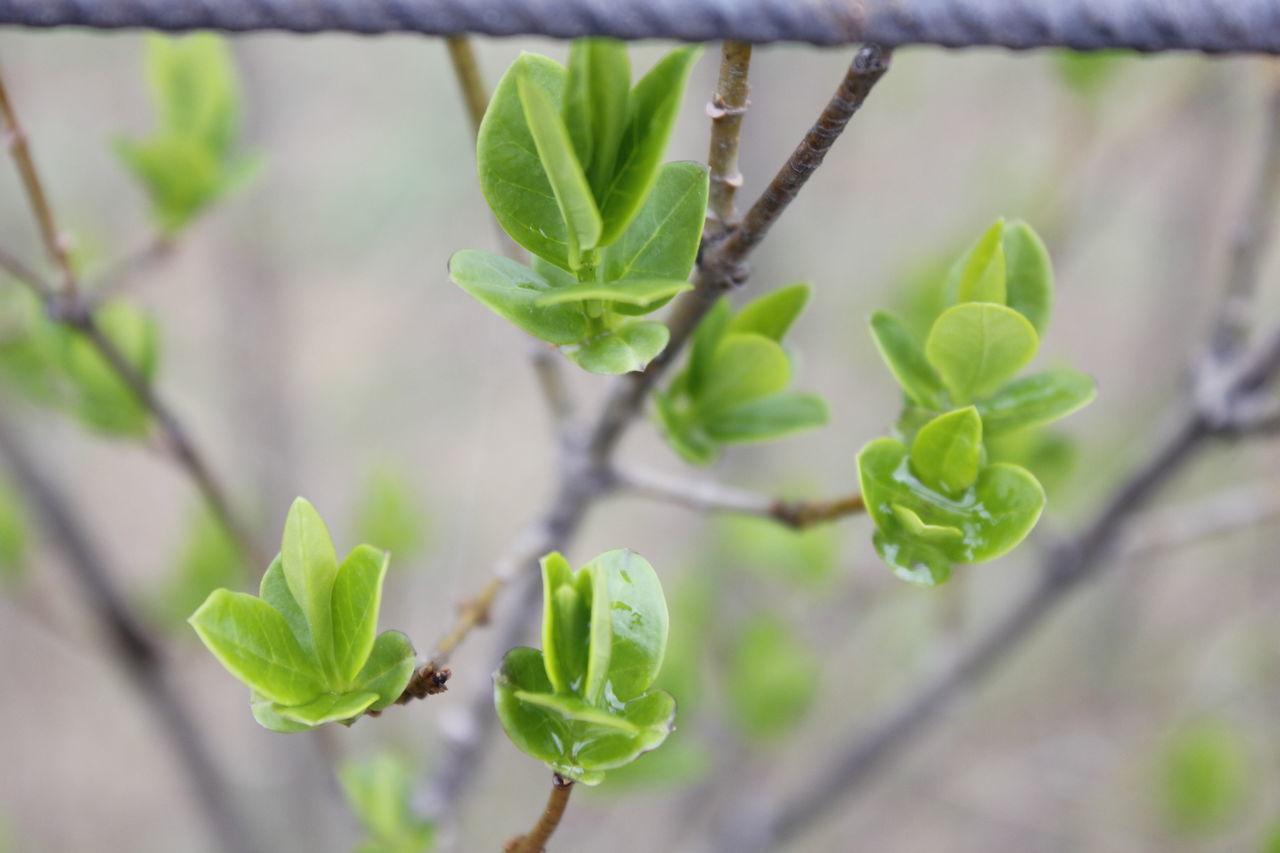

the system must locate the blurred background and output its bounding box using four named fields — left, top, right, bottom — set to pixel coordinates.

left=0, top=29, right=1278, bottom=853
